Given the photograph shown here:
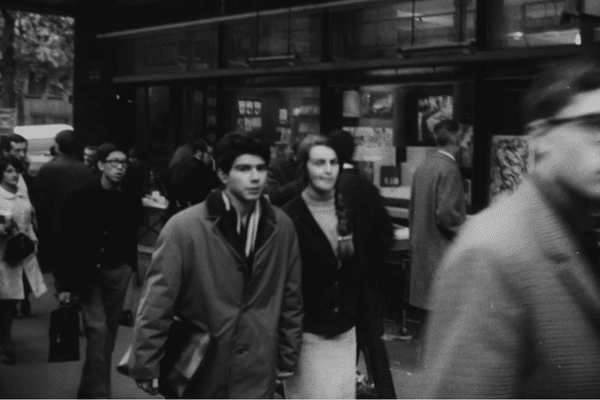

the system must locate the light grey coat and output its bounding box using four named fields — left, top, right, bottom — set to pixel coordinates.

left=408, top=151, right=466, bottom=309
left=420, top=178, right=600, bottom=398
